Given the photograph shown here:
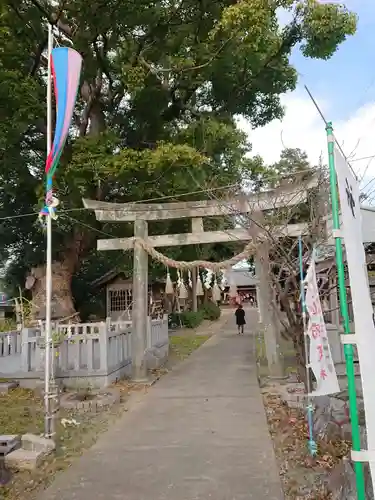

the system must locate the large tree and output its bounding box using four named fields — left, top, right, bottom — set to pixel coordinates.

left=0, top=0, right=357, bottom=318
